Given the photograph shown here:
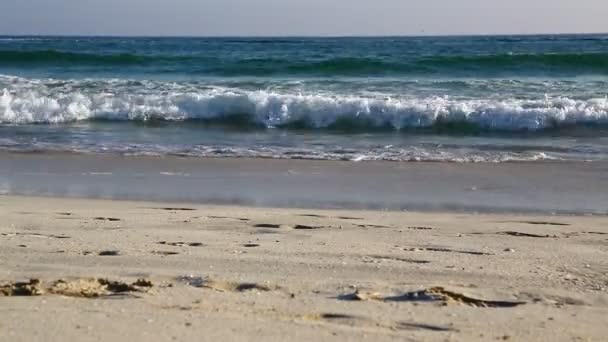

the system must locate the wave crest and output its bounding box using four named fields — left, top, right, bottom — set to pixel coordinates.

left=1, top=75, right=607, bottom=131
left=2, top=92, right=608, bottom=132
